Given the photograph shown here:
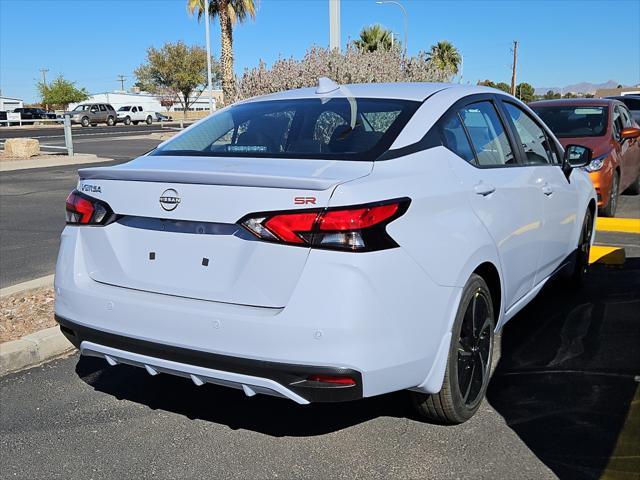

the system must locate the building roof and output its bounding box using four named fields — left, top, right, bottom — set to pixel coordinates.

left=0, top=95, right=23, bottom=101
